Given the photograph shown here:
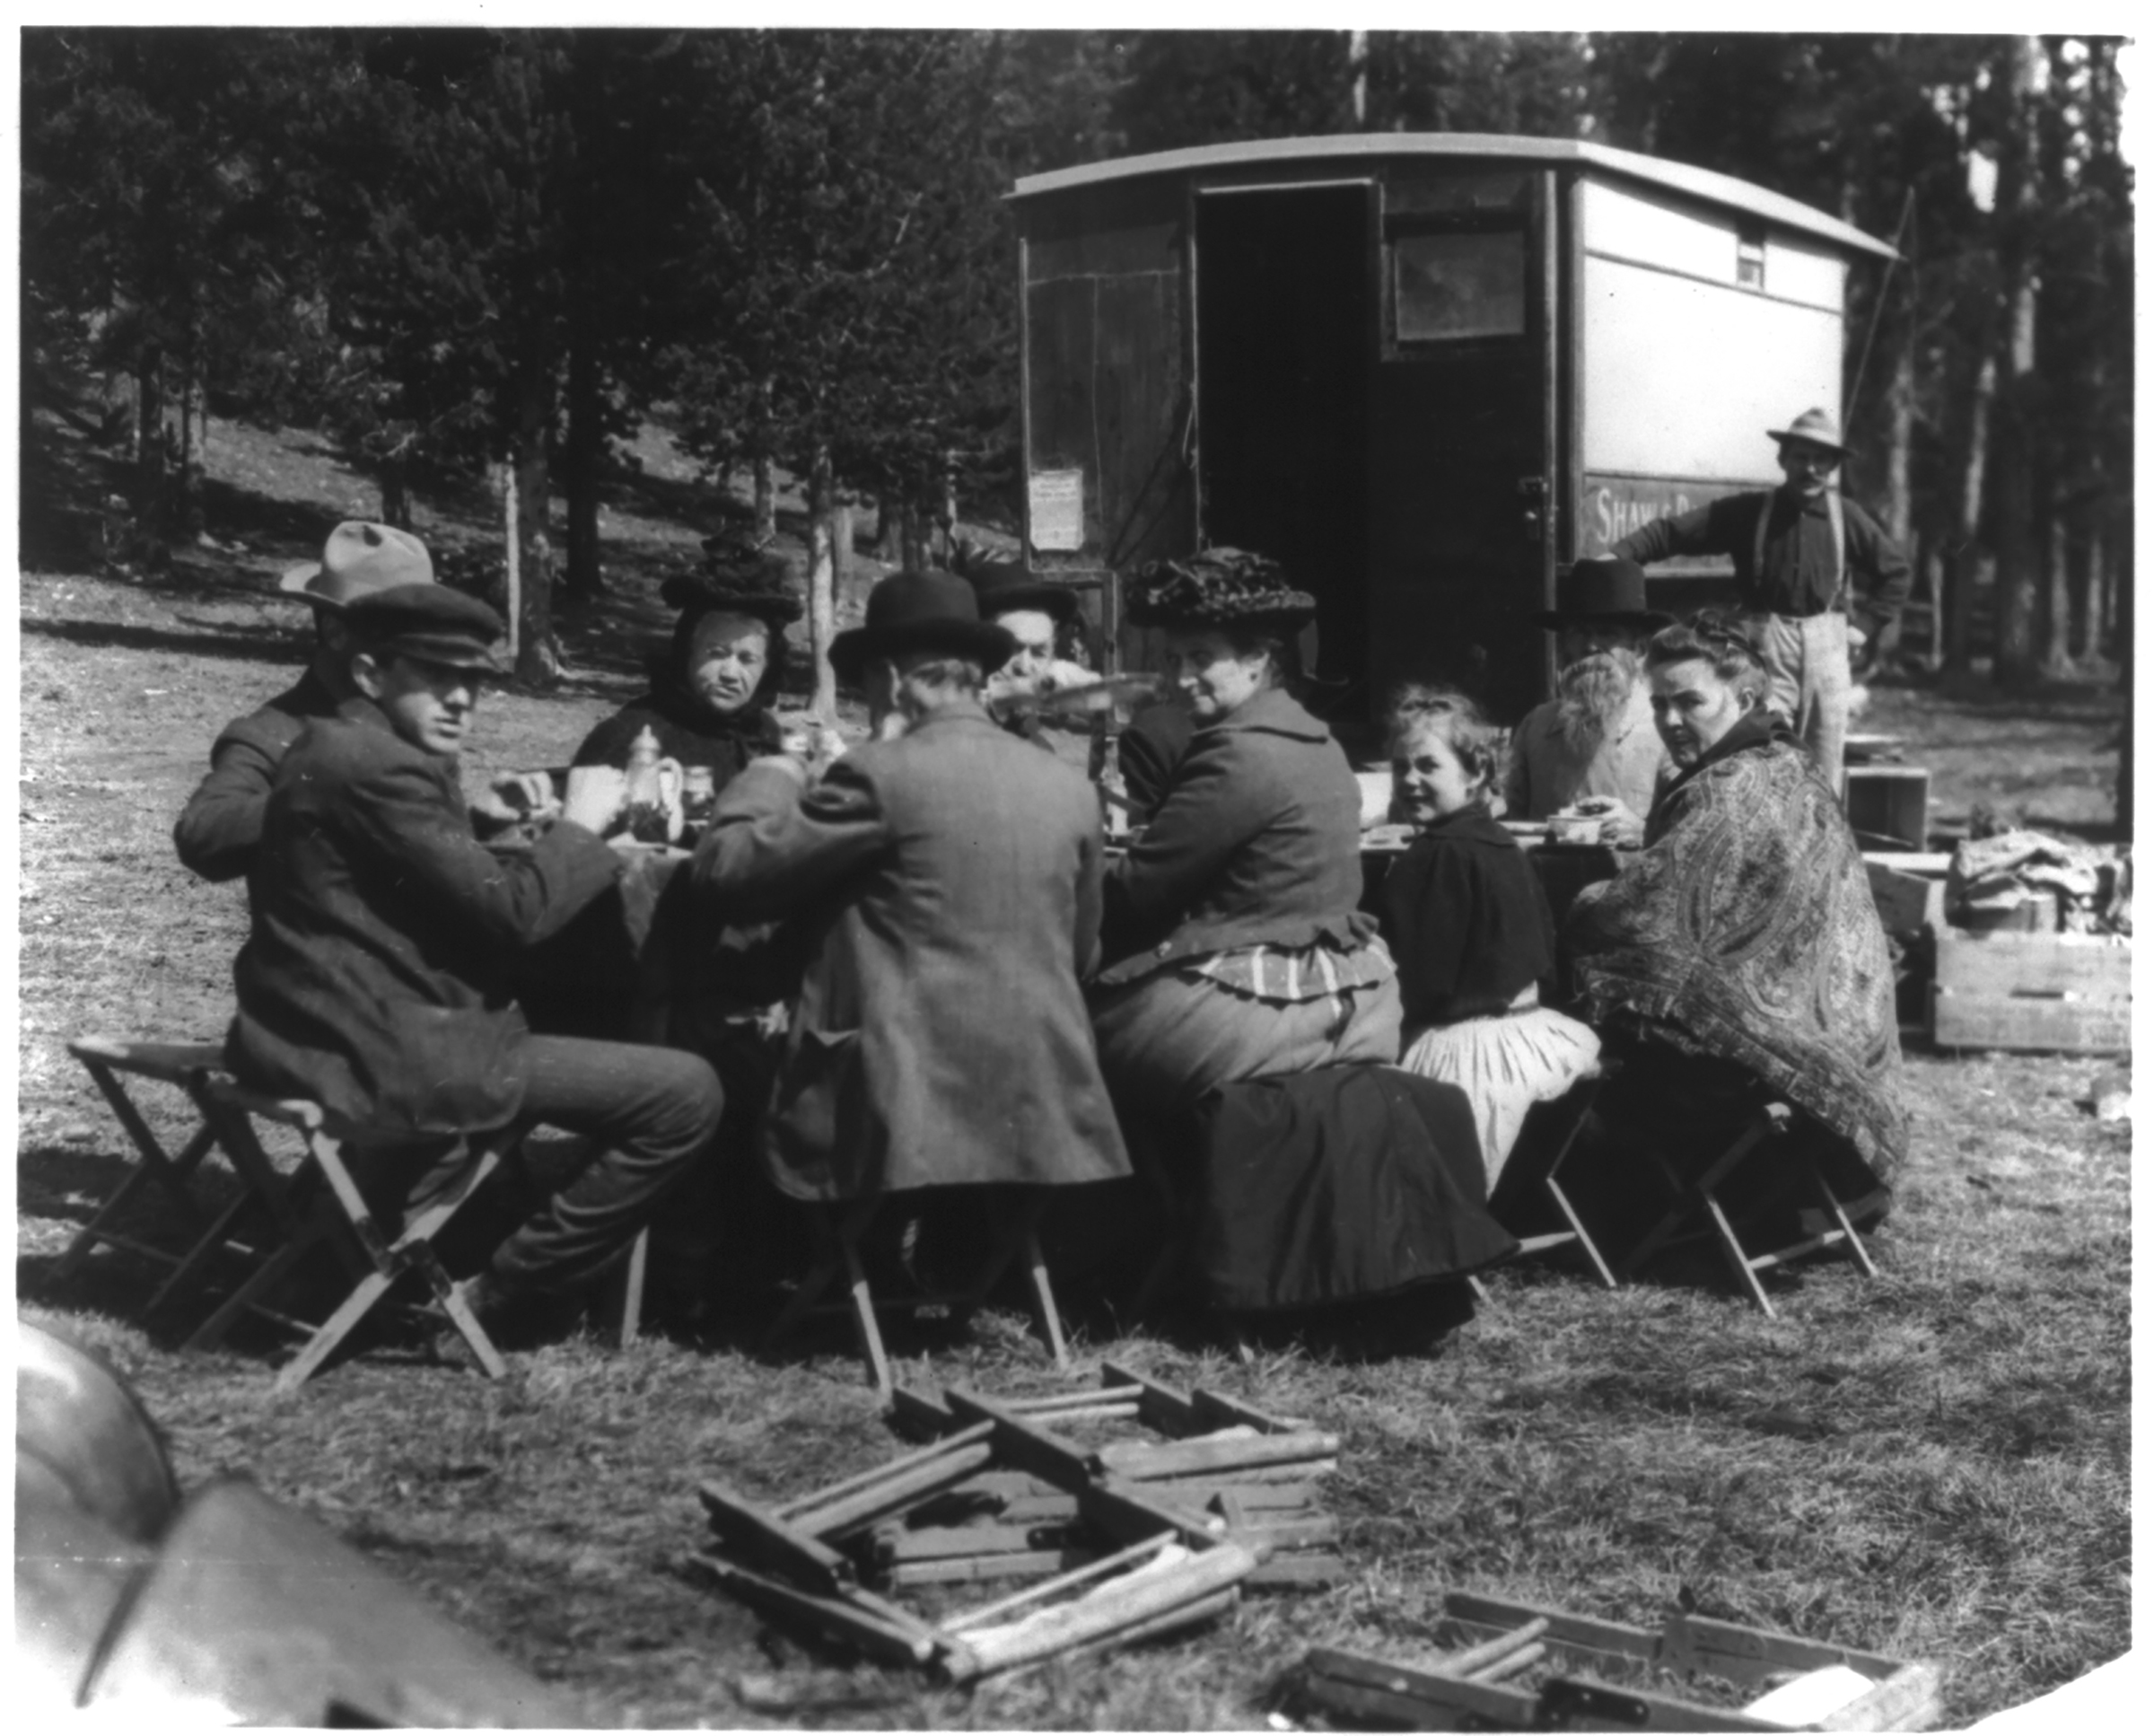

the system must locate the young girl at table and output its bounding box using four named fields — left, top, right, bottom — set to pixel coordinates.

left=1381, top=685, right=1600, bottom=1188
